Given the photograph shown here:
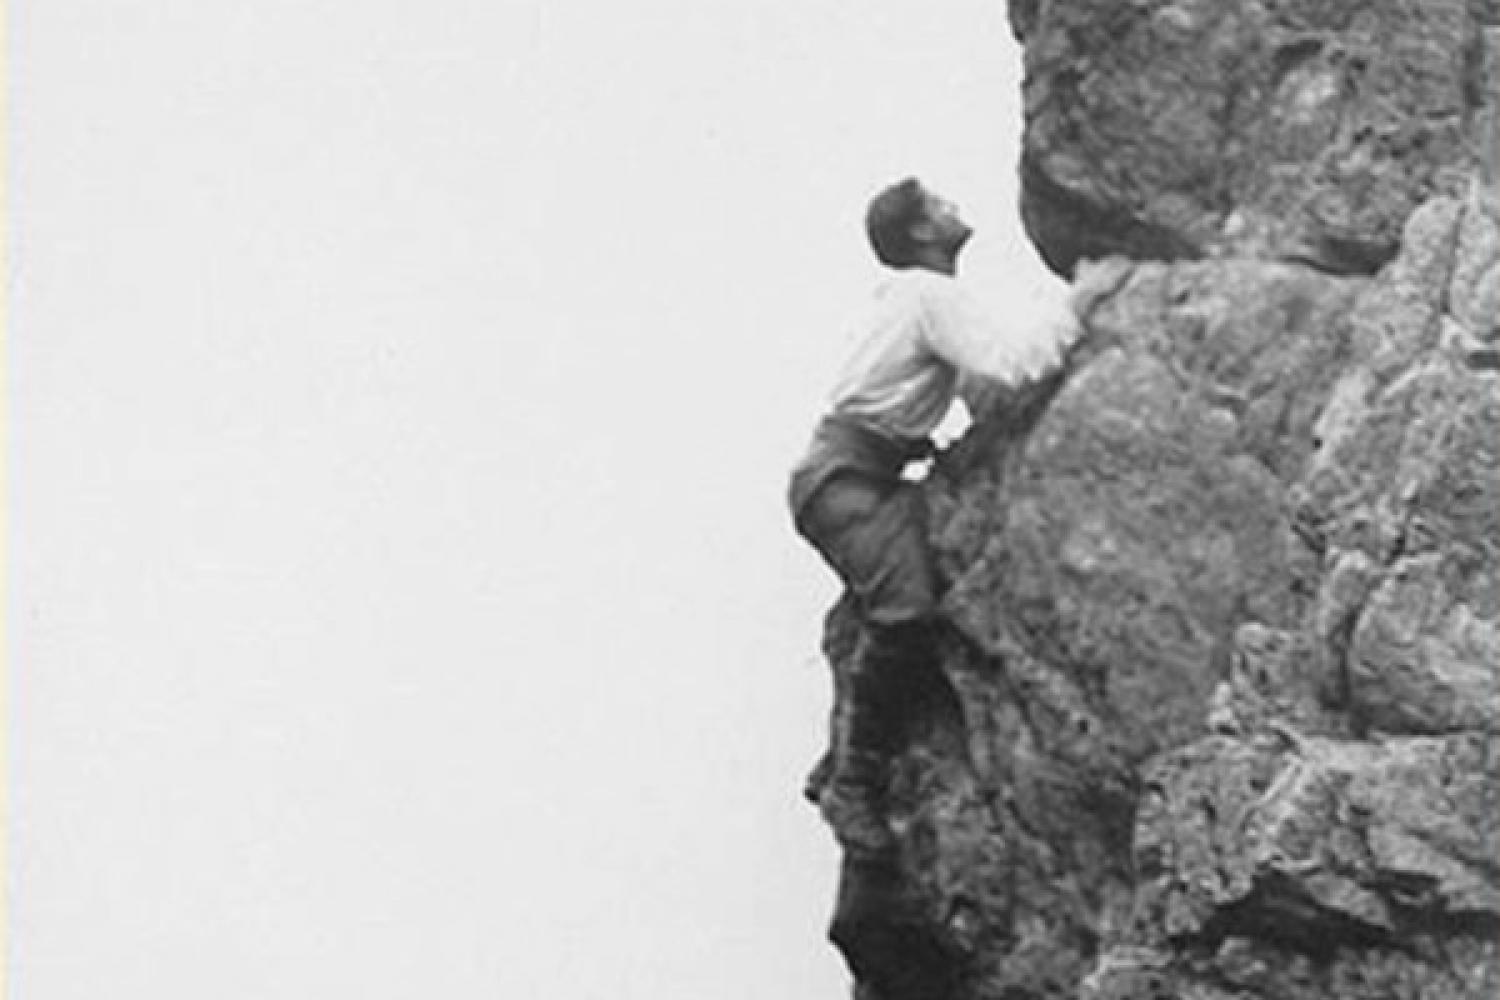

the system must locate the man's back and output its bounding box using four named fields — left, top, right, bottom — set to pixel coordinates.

left=829, top=270, right=962, bottom=442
